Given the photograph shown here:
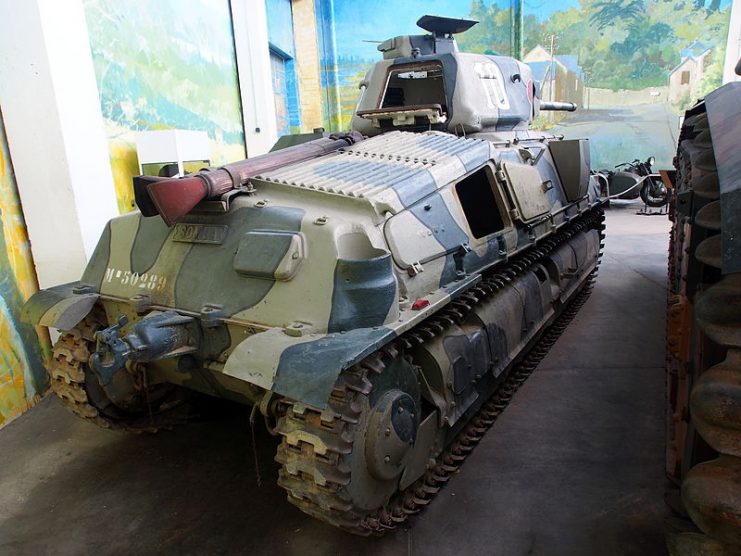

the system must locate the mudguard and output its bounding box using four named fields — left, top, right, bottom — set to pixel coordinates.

left=610, top=171, right=641, bottom=198
left=221, top=272, right=480, bottom=407
left=22, top=282, right=99, bottom=330
left=223, top=326, right=397, bottom=408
